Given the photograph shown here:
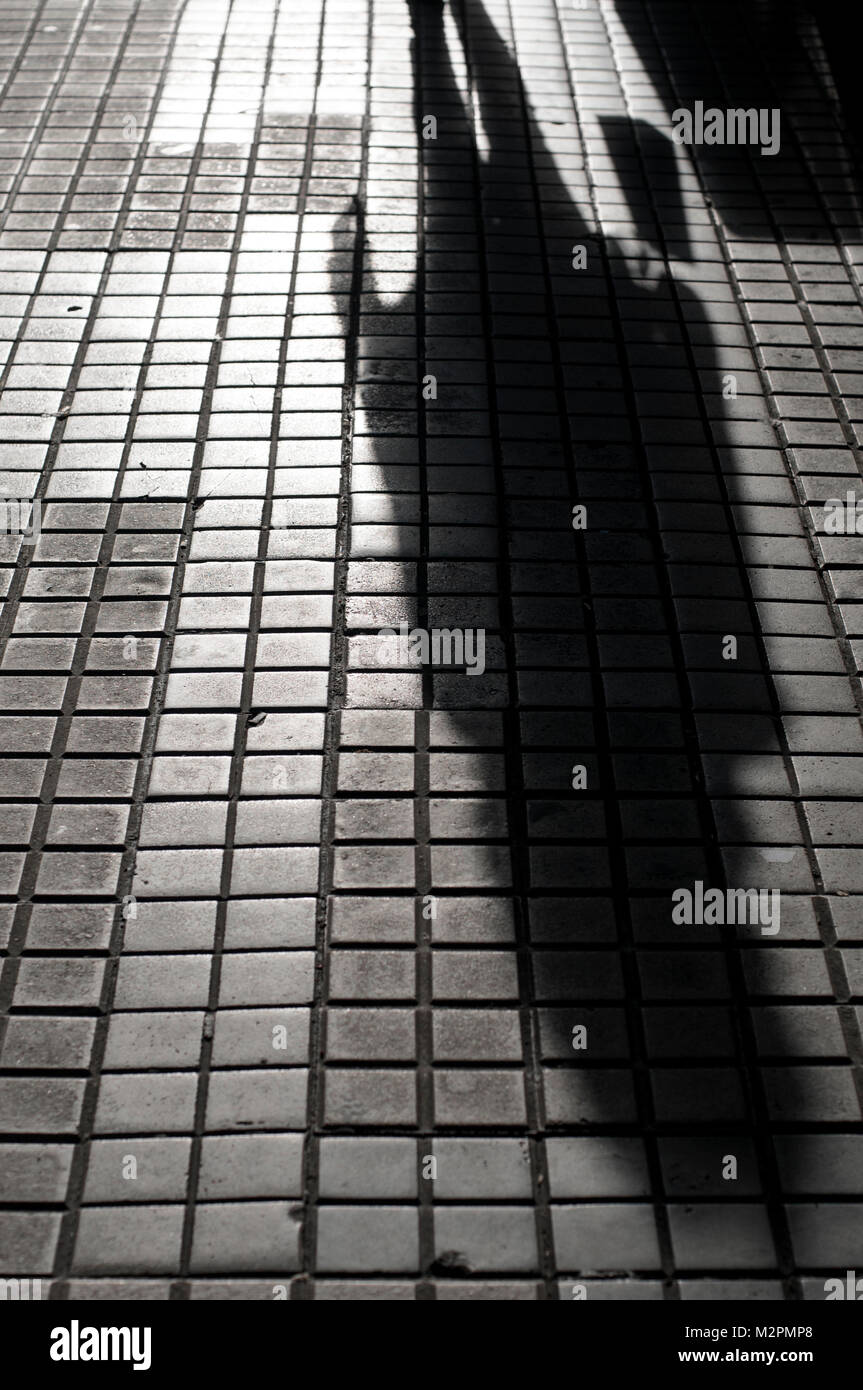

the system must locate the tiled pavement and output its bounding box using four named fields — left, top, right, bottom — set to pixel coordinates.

left=0, top=0, right=862, bottom=1301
